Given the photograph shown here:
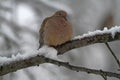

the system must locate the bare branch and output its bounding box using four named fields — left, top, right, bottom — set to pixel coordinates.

left=105, top=42, right=120, bottom=68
